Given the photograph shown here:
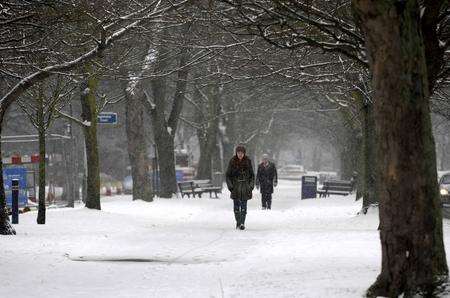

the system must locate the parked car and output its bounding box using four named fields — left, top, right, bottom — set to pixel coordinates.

left=440, top=173, right=450, bottom=203
left=278, top=164, right=307, bottom=180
